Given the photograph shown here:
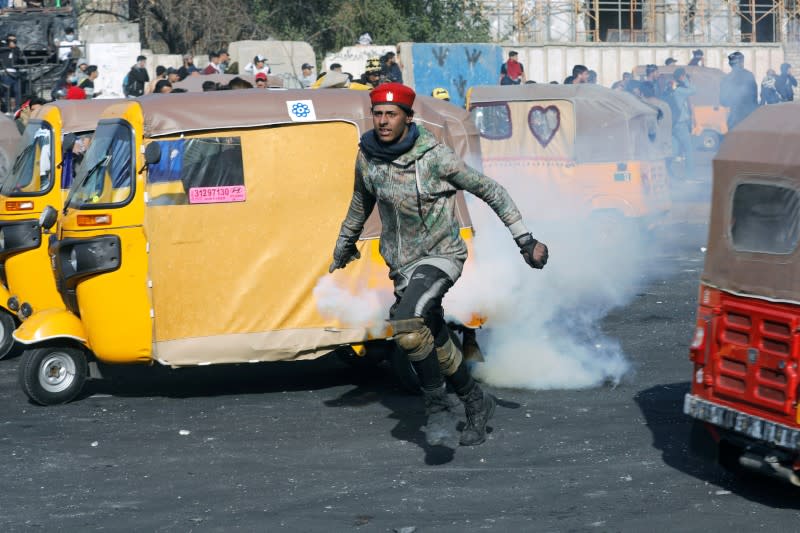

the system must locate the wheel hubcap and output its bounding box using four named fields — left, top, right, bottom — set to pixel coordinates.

left=38, top=353, right=77, bottom=393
